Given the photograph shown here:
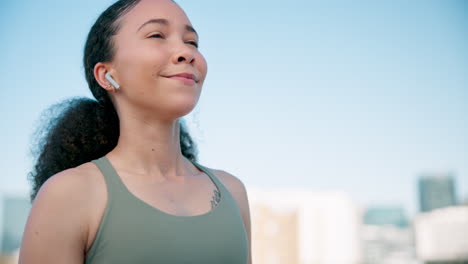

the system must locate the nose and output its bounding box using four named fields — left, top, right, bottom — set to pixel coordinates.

left=172, top=44, right=196, bottom=65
